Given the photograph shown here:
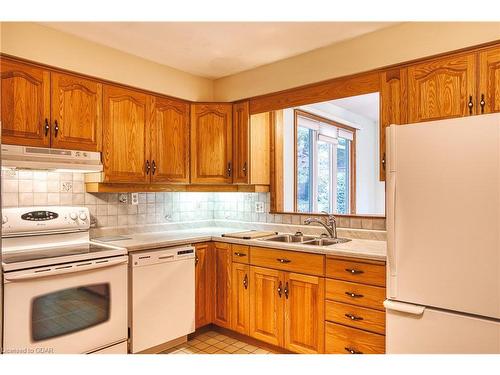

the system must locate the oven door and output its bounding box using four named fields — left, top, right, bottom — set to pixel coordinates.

left=3, top=256, right=128, bottom=354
